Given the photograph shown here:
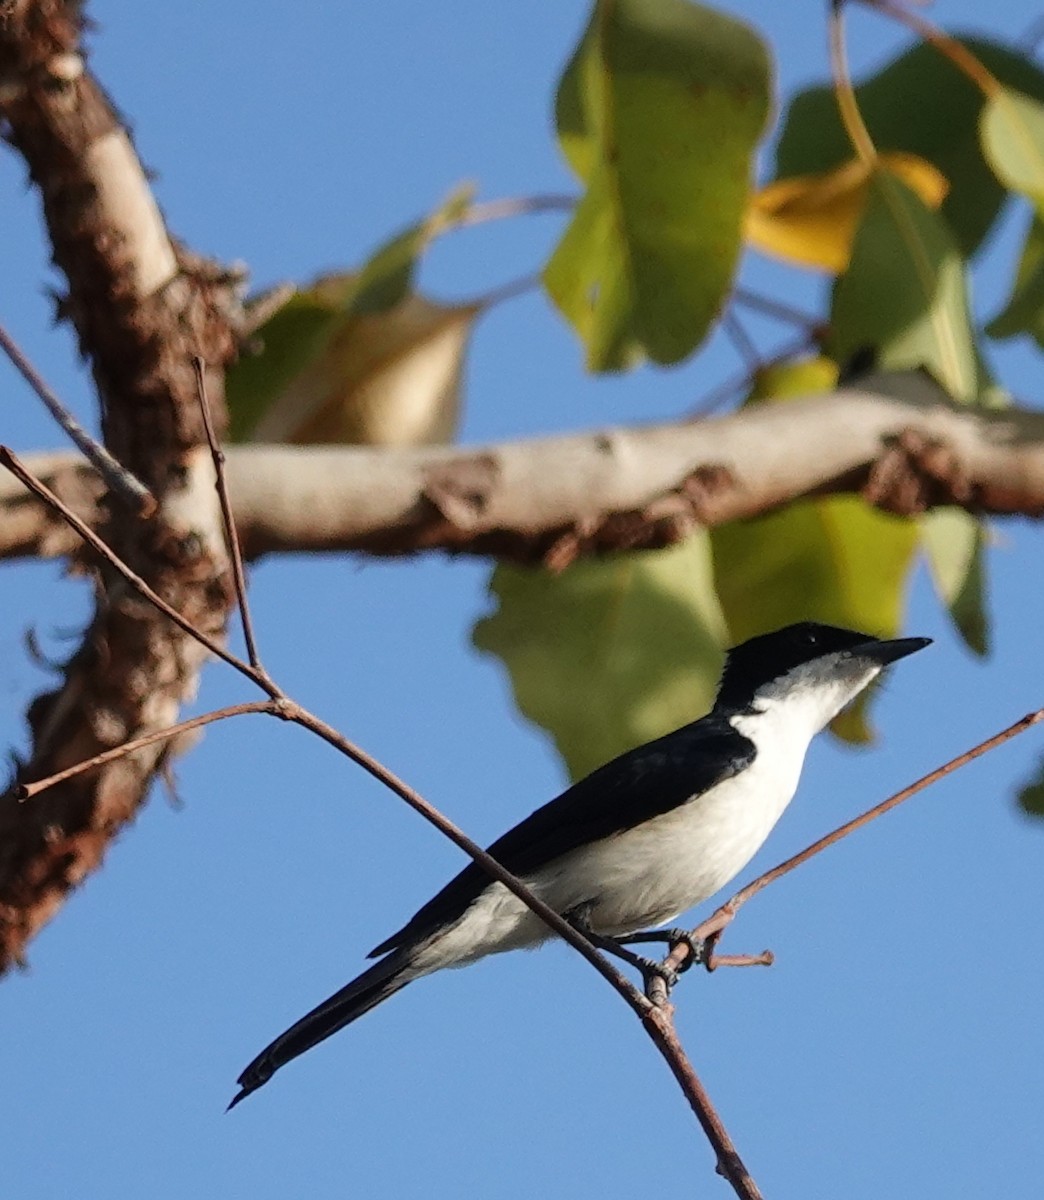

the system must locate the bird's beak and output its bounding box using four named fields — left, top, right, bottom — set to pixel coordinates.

left=855, top=635, right=932, bottom=665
